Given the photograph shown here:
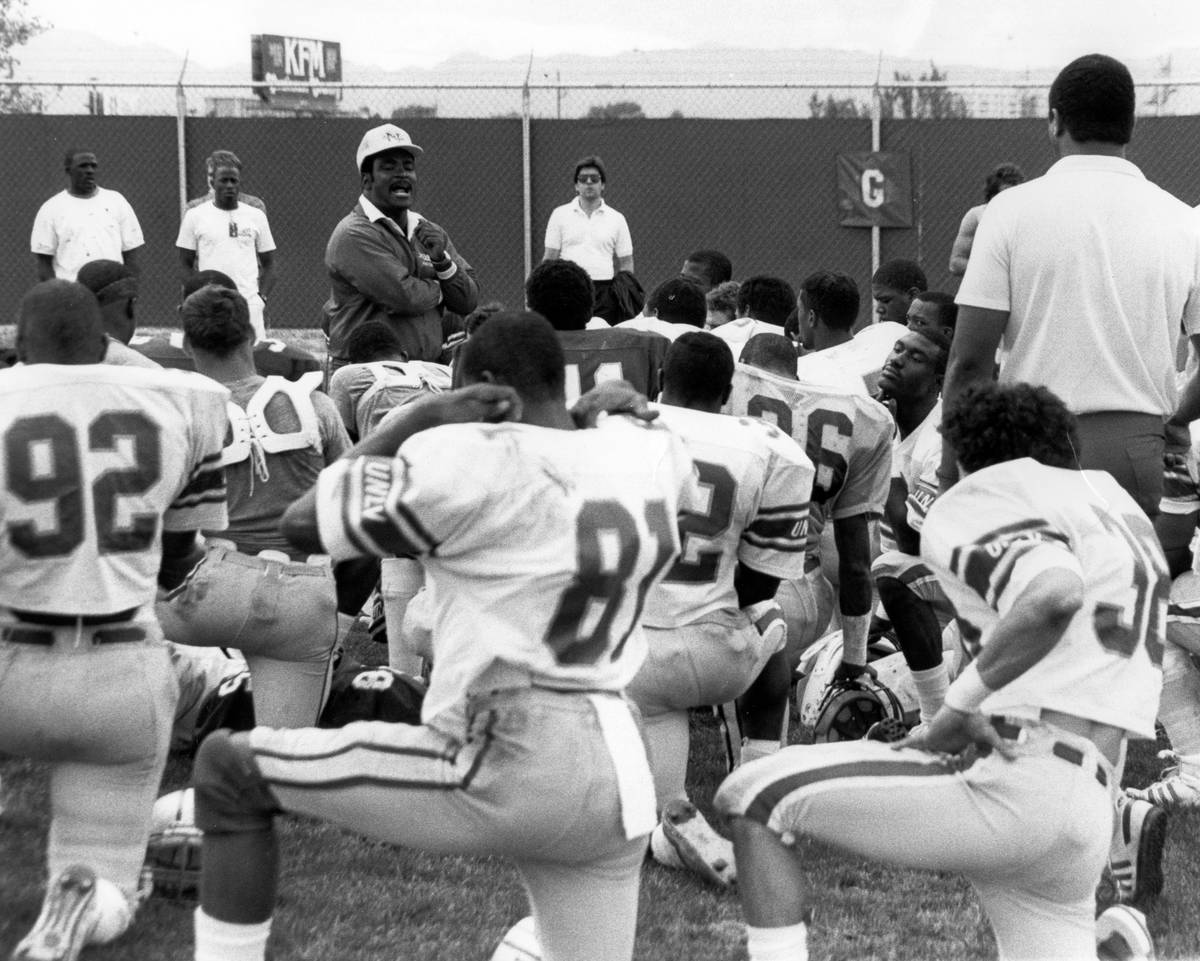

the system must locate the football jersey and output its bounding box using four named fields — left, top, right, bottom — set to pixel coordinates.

left=643, top=404, right=814, bottom=627
left=921, top=459, right=1166, bottom=738
left=129, top=331, right=321, bottom=382
left=557, top=327, right=670, bottom=405
left=724, top=362, right=892, bottom=556
left=879, top=399, right=942, bottom=553
left=798, top=321, right=908, bottom=395
left=0, top=364, right=229, bottom=615
left=315, top=416, right=697, bottom=725
left=328, top=360, right=452, bottom=439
